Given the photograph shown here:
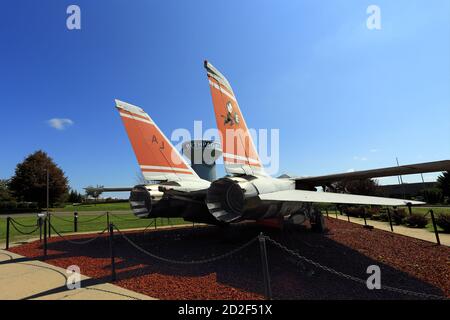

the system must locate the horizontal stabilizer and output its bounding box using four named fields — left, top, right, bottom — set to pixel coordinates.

left=84, top=187, right=133, bottom=193
left=259, top=190, right=425, bottom=206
